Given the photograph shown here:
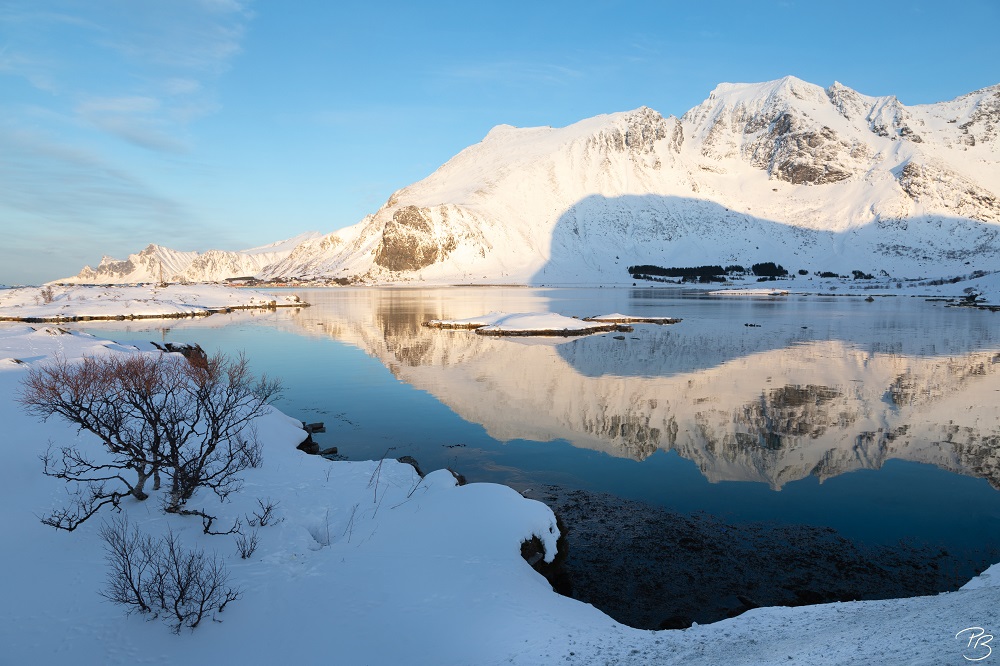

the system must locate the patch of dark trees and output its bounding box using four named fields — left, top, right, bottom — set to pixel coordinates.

left=628, top=262, right=789, bottom=283
left=629, top=262, right=898, bottom=283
